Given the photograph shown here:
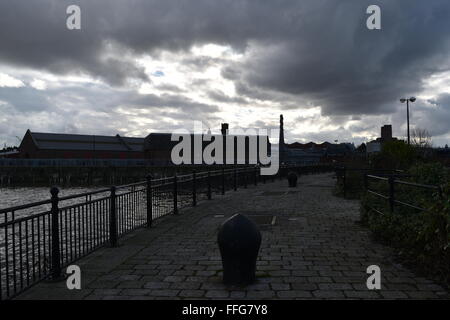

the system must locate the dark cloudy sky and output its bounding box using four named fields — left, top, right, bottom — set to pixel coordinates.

left=1, top=0, right=450, bottom=147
